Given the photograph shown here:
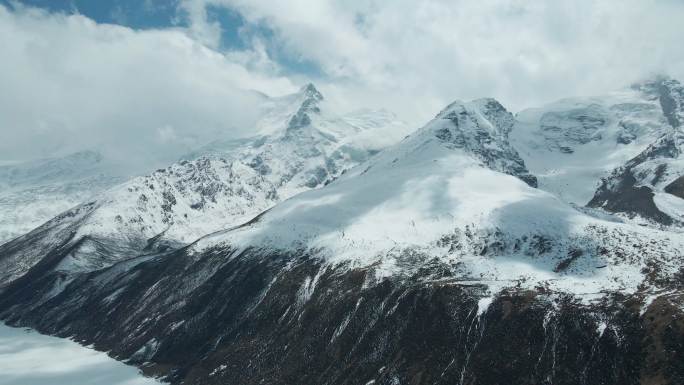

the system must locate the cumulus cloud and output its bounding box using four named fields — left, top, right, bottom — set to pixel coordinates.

left=0, top=4, right=296, bottom=170
left=181, top=0, right=684, bottom=125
